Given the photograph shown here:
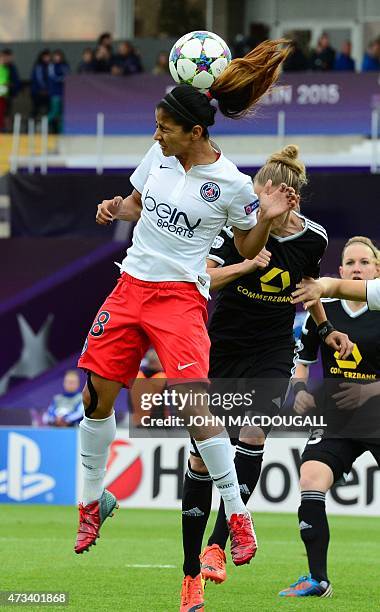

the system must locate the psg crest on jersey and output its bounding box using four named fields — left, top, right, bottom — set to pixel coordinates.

left=200, top=182, right=221, bottom=202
